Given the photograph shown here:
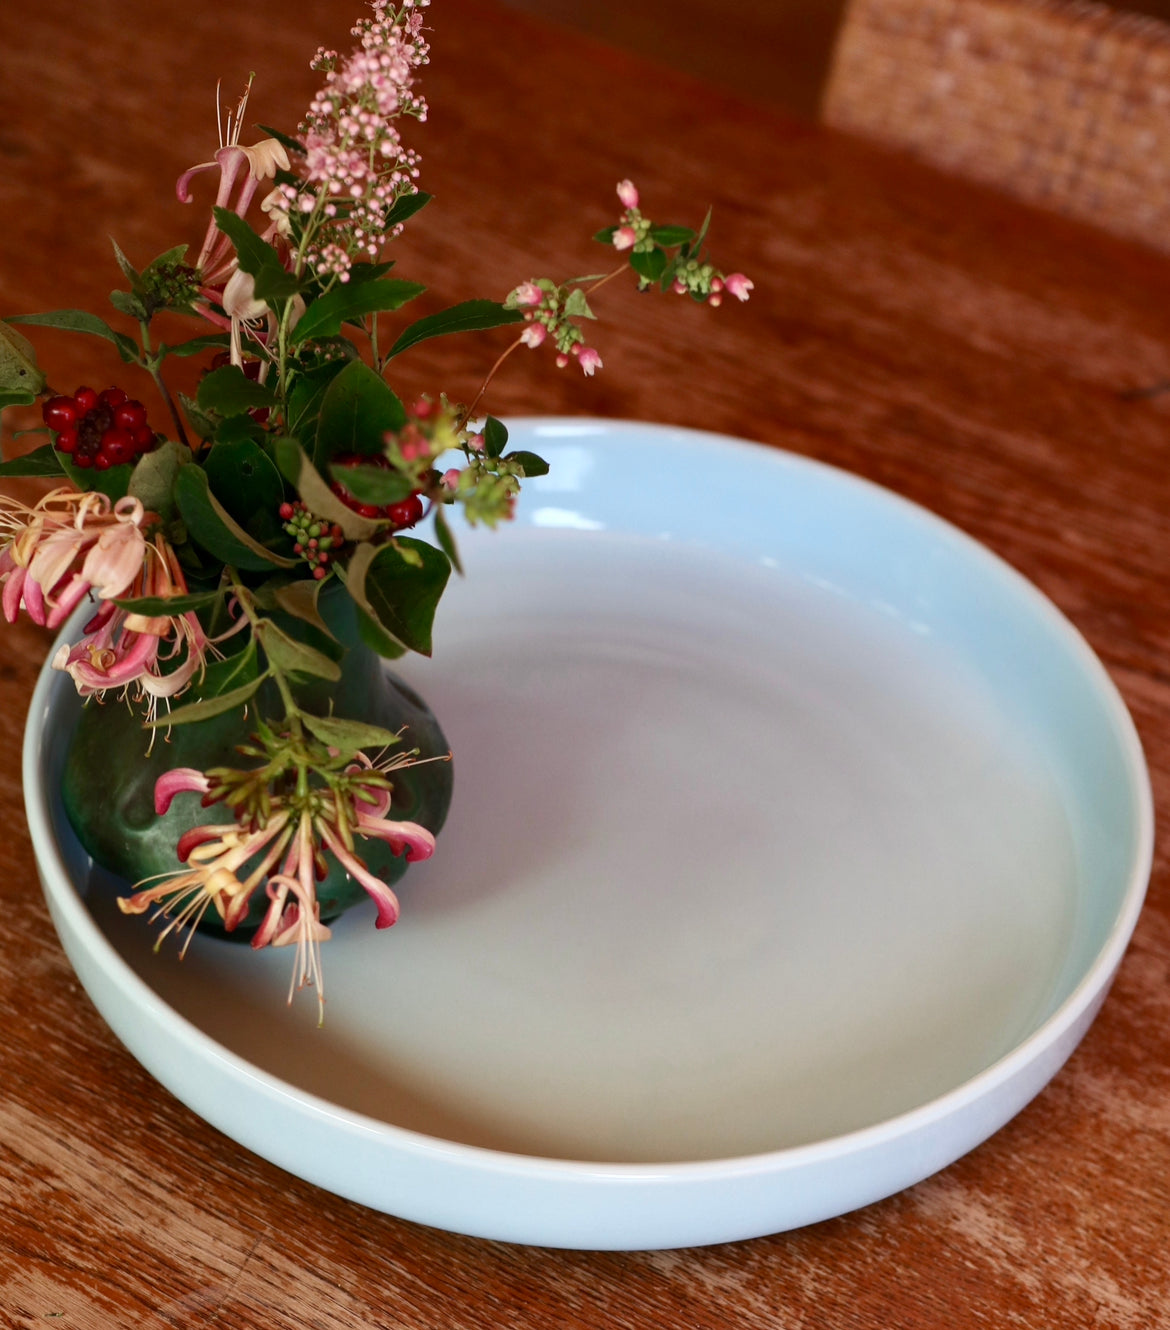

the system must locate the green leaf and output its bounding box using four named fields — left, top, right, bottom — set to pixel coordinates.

left=385, top=299, right=525, bottom=360
left=211, top=207, right=284, bottom=284
left=252, top=266, right=304, bottom=304
left=273, top=438, right=380, bottom=541
left=482, top=416, right=508, bottom=460
left=255, top=123, right=306, bottom=154
left=160, top=333, right=230, bottom=359
left=345, top=537, right=451, bottom=657
left=147, top=672, right=266, bottom=728
left=110, top=237, right=144, bottom=291
left=562, top=289, right=596, bottom=320
left=0, top=443, right=65, bottom=477
left=292, top=278, right=425, bottom=344
left=630, top=248, right=667, bottom=283
left=300, top=712, right=403, bottom=756
left=432, top=504, right=463, bottom=575
left=59, top=454, right=132, bottom=502
left=285, top=355, right=353, bottom=445
left=127, top=439, right=187, bottom=520
left=174, top=464, right=296, bottom=570
left=593, top=226, right=618, bottom=244
left=0, top=322, right=45, bottom=397
left=504, top=449, right=549, bottom=478
left=649, top=225, right=696, bottom=247
left=272, top=577, right=334, bottom=637
left=8, top=310, right=138, bottom=363
left=145, top=243, right=191, bottom=274
left=113, top=588, right=223, bottom=616
left=257, top=618, right=342, bottom=681
left=330, top=461, right=414, bottom=505
left=355, top=604, right=407, bottom=659
left=313, top=358, right=407, bottom=466
left=203, top=437, right=285, bottom=542
left=0, top=390, right=37, bottom=410
left=108, top=289, right=148, bottom=322
left=383, top=191, right=431, bottom=230
left=687, top=207, right=713, bottom=258
left=178, top=391, right=218, bottom=443
left=193, top=636, right=260, bottom=700
left=345, top=261, right=396, bottom=284
left=196, top=365, right=278, bottom=417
